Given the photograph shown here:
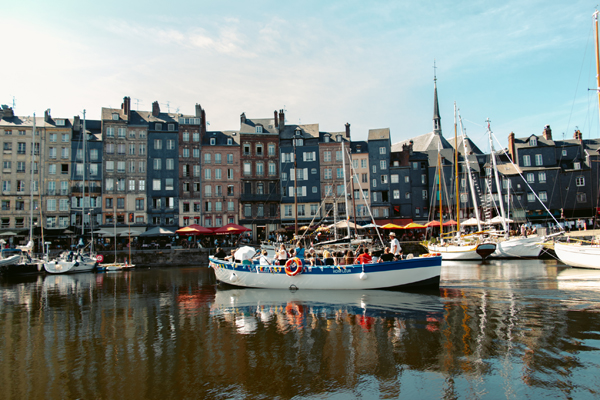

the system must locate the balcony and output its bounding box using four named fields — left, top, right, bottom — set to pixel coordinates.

left=240, top=193, right=281, bottom=202
left=71, top=186, right=102, bottom=194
